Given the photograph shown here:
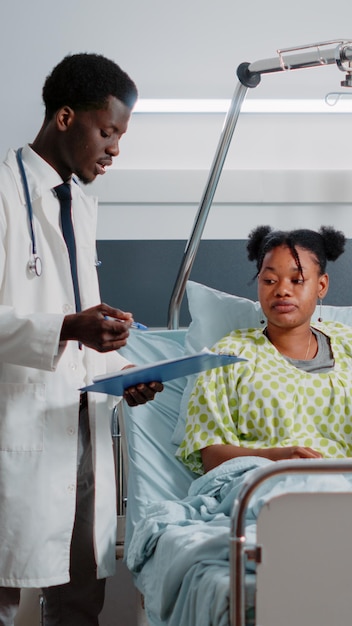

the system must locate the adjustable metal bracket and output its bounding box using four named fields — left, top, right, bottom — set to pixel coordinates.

left=167, top=39, right=352, bottom=329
